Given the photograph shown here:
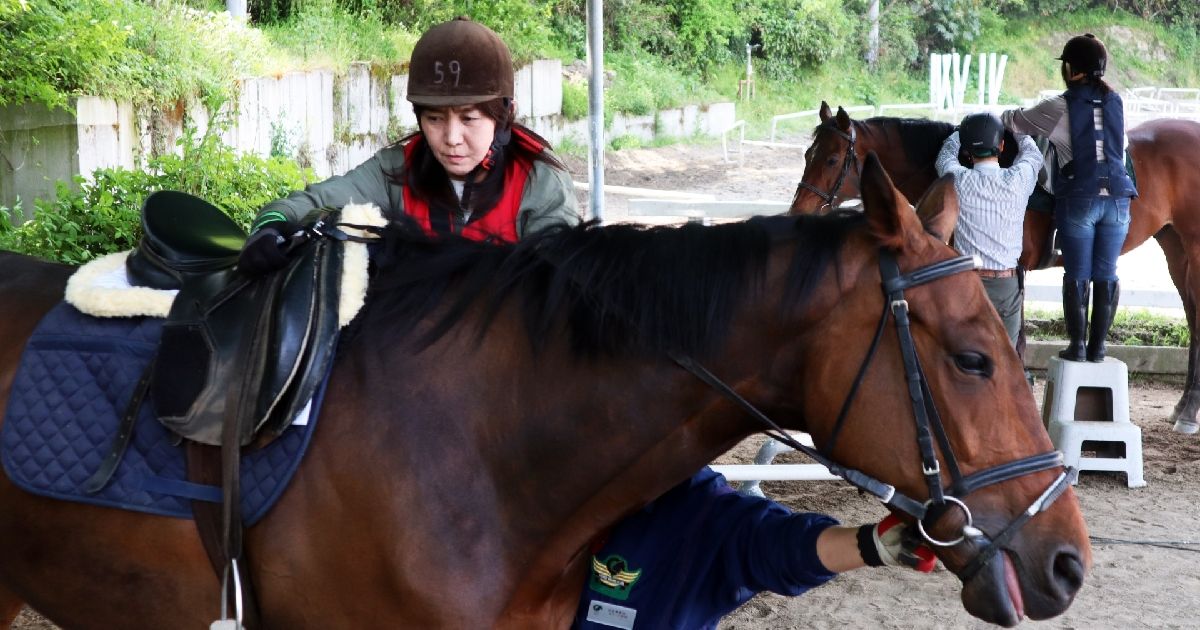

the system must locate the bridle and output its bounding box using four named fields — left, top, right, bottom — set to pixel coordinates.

left=794, top=121, right=938, bottom=214
left=672, top=249, right=1075, bottom=583
left=795, top=122, right=861, bottom=213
